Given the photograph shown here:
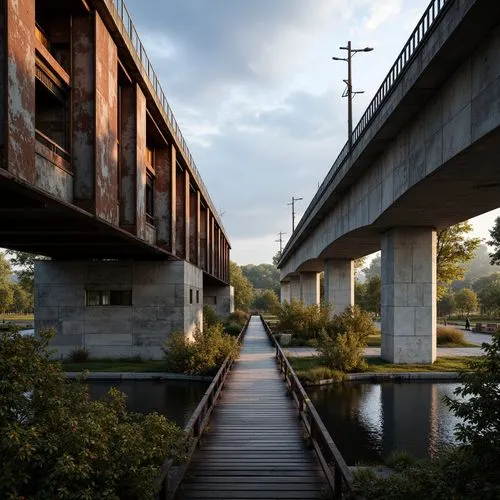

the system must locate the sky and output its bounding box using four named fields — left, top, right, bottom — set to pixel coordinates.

left=125, top=0, right=500, bottom=265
